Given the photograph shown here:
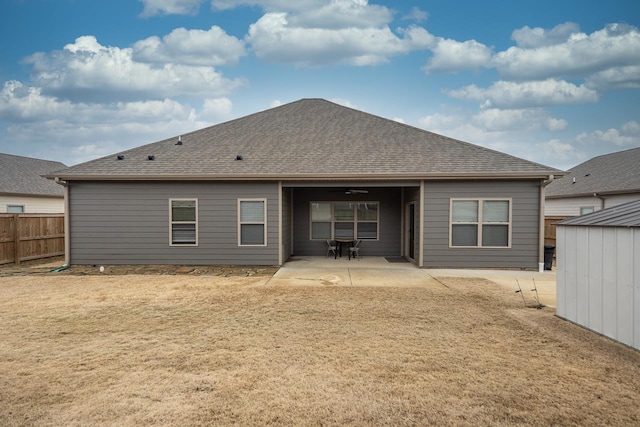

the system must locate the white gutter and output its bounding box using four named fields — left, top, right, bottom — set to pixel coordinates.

left=539, top=175, right=554, bottom=273
left=47, top=171, right=565, bottom=182
left=55, top=177, right=70, bottom=267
